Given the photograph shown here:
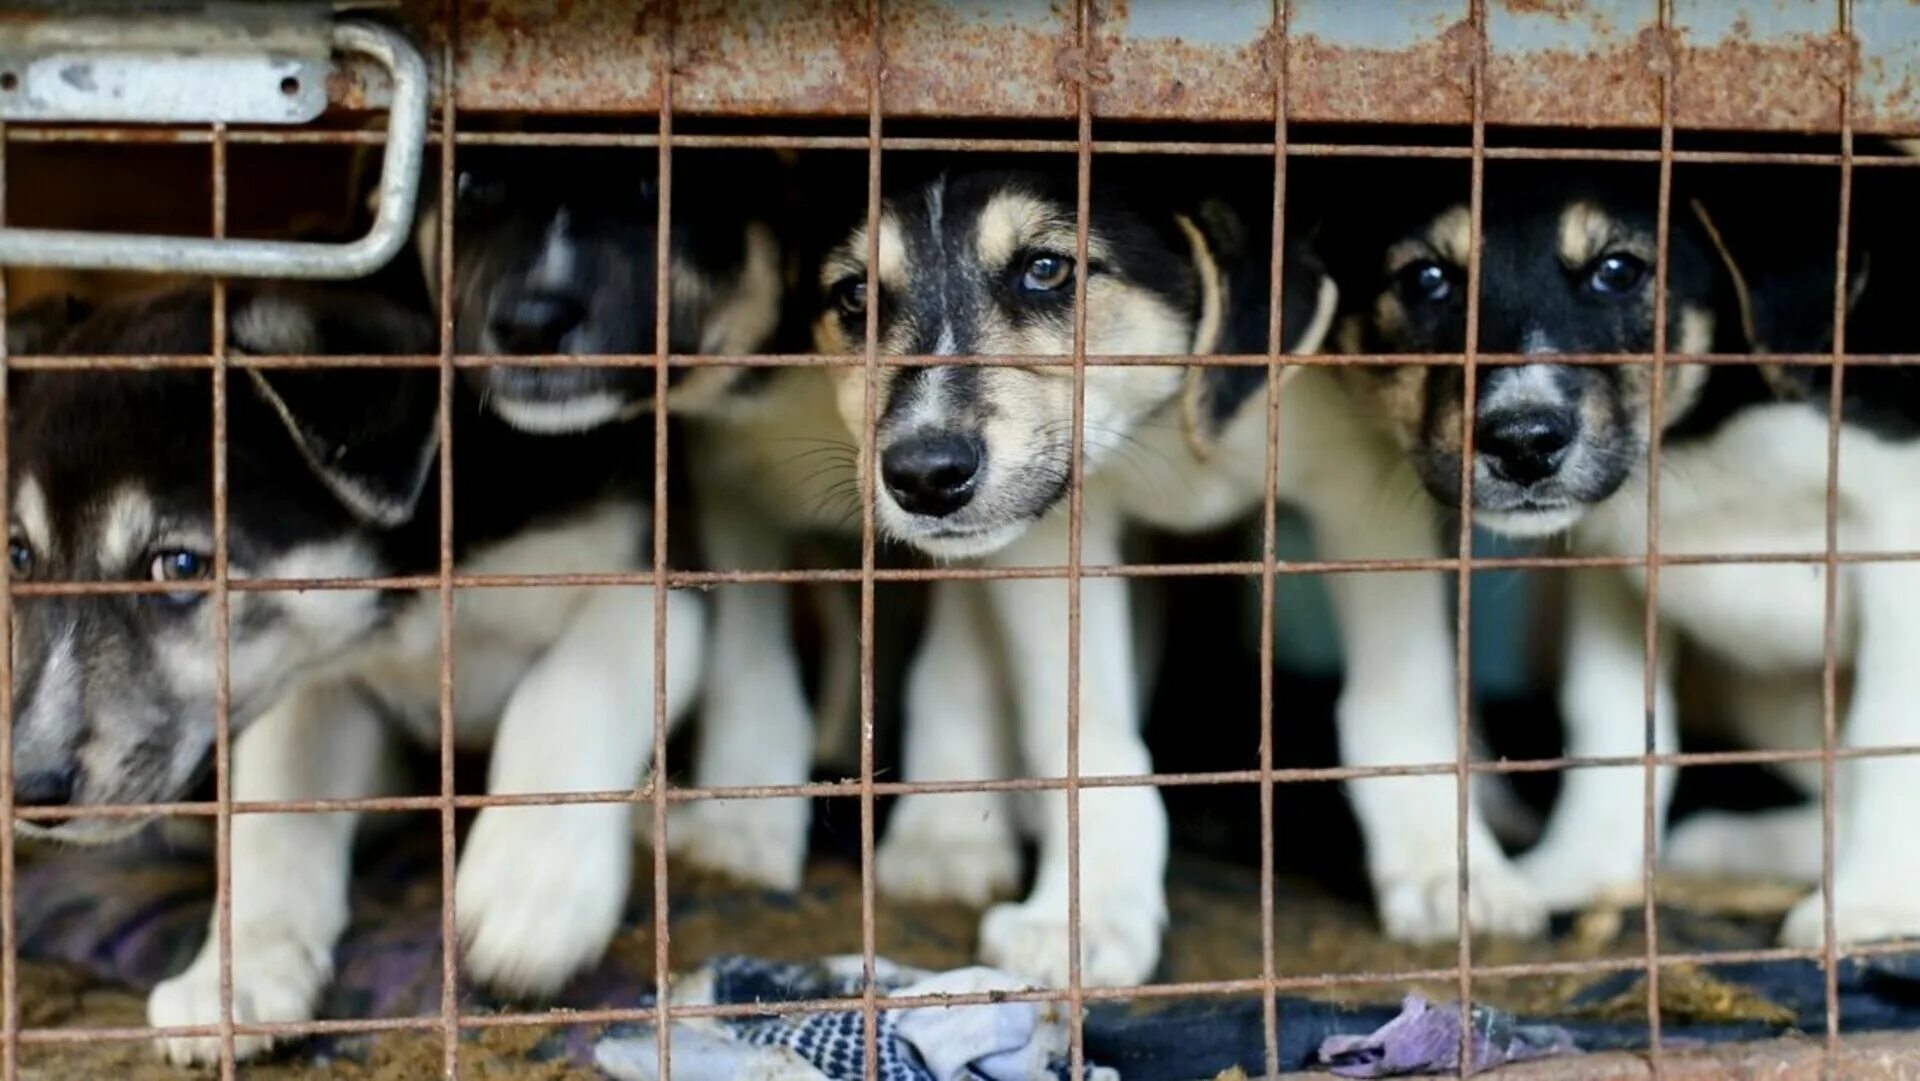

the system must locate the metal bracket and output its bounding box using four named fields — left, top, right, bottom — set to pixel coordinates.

left=0, top=13, right=429, bottom=280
